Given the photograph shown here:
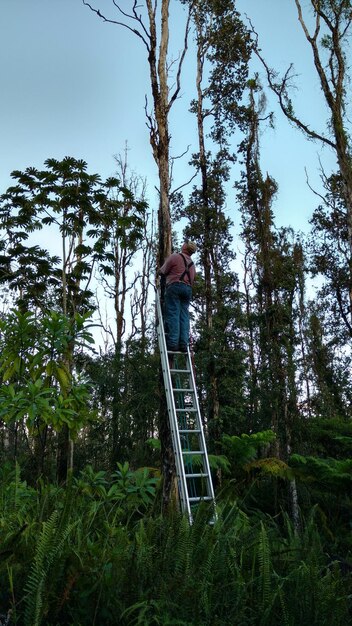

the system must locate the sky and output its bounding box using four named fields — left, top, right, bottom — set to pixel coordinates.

left=0, top=0, right=338, bottom=243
